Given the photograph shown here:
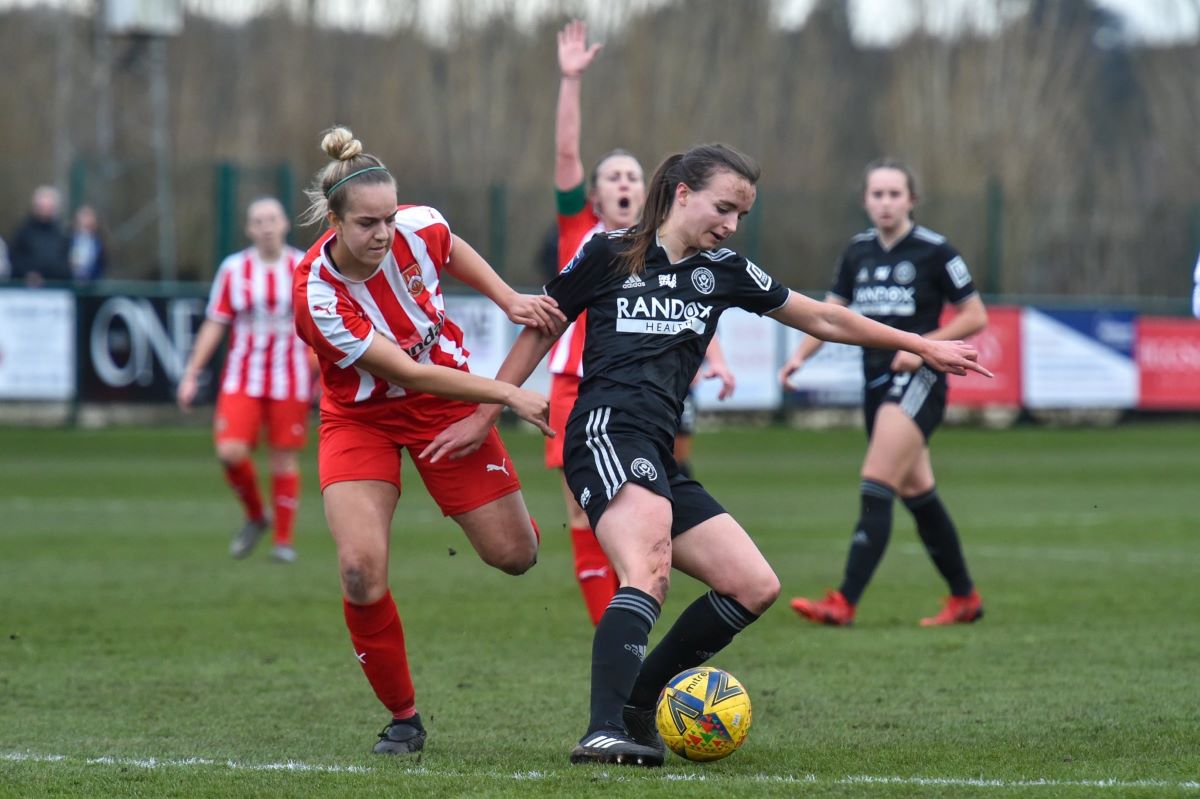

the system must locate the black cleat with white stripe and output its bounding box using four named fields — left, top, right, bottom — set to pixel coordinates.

left=622, top=705, right=666, bottom=758
left=569, top=729, right=665, bottom=767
